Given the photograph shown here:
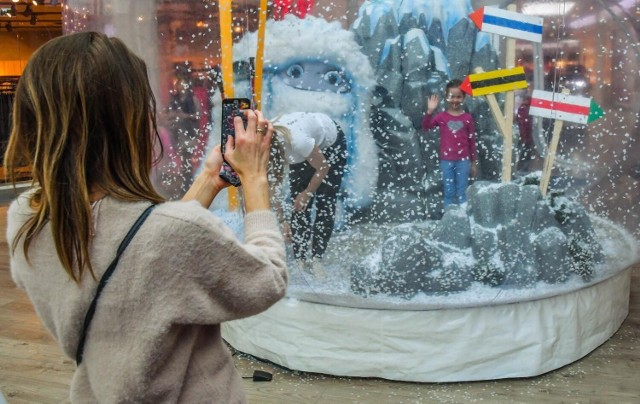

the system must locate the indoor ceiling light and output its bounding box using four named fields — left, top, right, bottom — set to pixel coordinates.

left=522, top=1, right=576, bottom=16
